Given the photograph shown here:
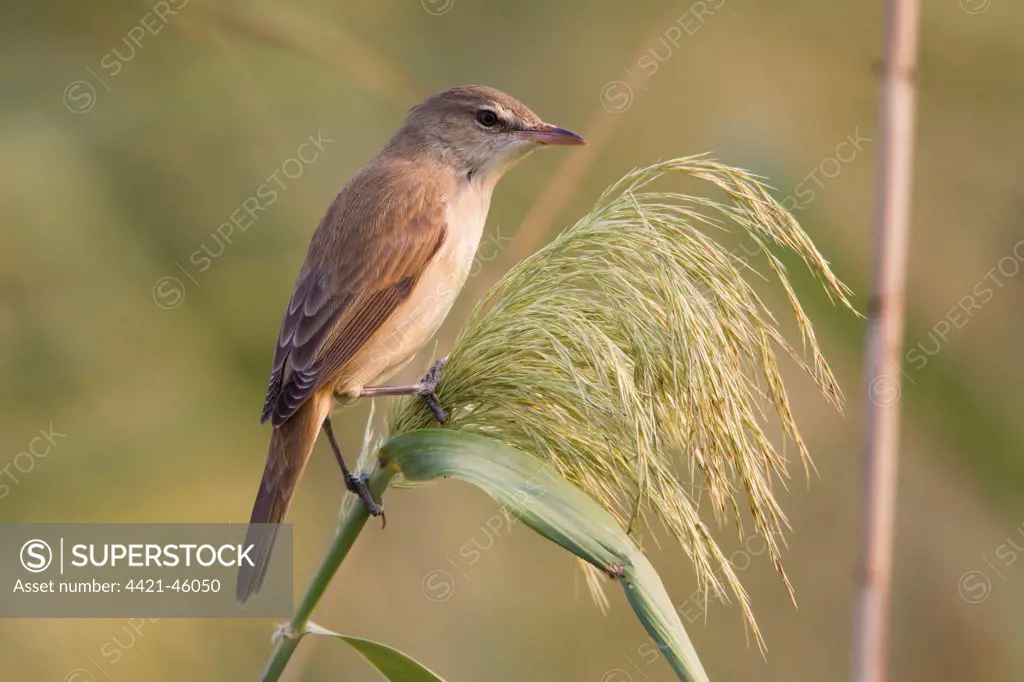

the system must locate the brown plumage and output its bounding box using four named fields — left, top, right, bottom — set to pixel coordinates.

left=238, top=85, right=584, bottom=603
left=260, top=162, right=452, bottom=427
